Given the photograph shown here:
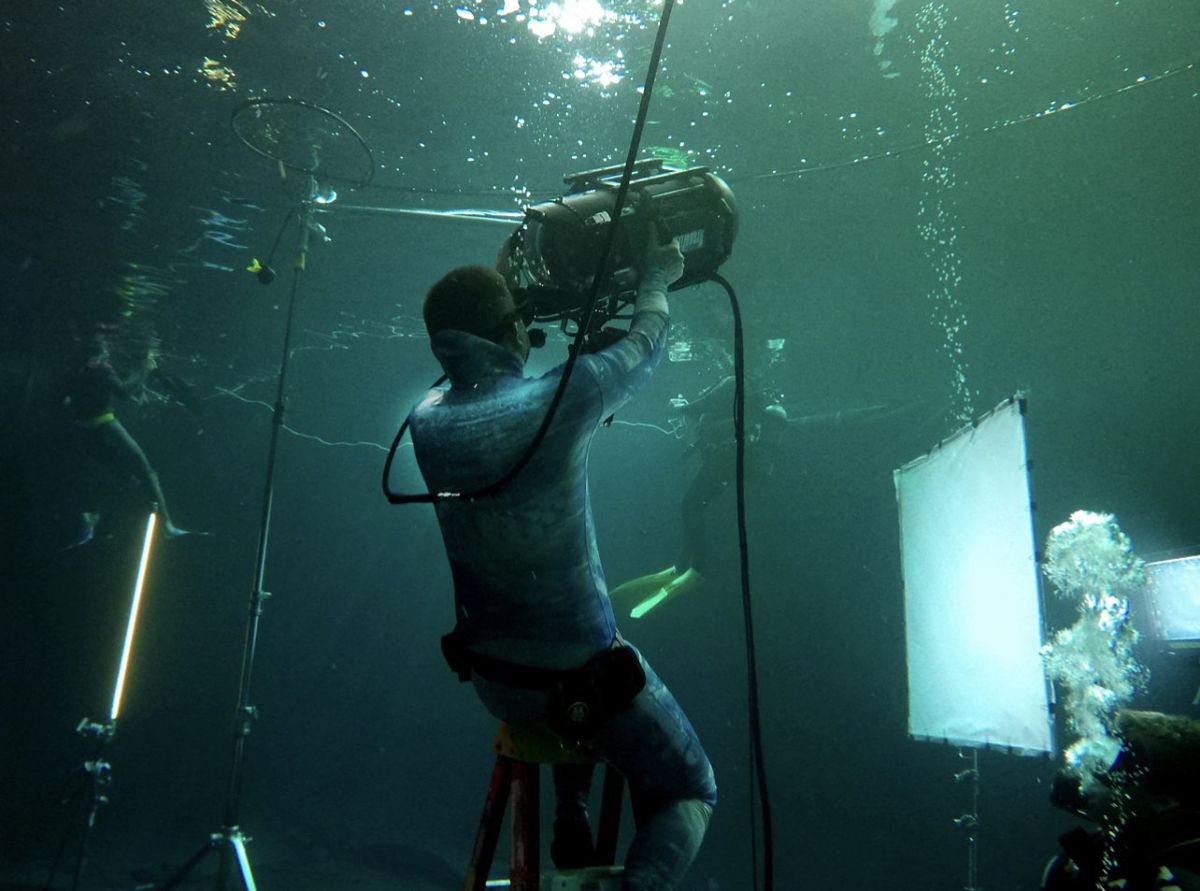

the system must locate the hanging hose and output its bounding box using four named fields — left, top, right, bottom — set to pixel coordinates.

left=710, top=272, right=773, bottom=891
